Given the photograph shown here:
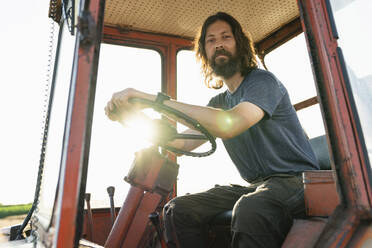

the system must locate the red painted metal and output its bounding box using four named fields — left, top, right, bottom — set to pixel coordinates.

left=256, top=17, right=303, bottom=56
left=103, top=26, right=193, bottom=51
left=297, top=0, right=372, bottom=246
left=53, top=0, right=106, bottom=247
left=121, top=192, right=163, bottom=248
left=303, top=170, right=340, bottom=216
left=105, top=149, right=178, bottom=247
left=38, top=1, right=372, bottom=247
left=348, top=221, right=372, bottom=247
left=299, top=0, right=371, bottom=208
left=283, top=218, right=328, bottom=248
left=126, top=149, right=171, bottom=192
left=81, top=208, right=120, bottom=245
left=293, top=96, right=318, bottom=111
left=105, top=186, right=144, bottom=247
